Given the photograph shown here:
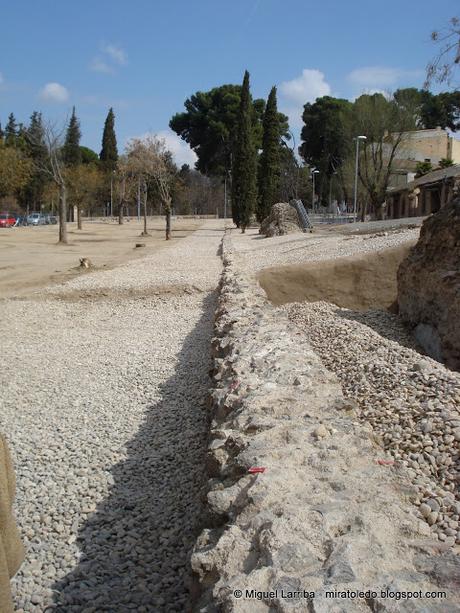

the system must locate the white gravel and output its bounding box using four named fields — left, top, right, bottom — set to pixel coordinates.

left=283, top=301, right=460, bottom=546
left=230, top=226, right=420, bottom=271
left=0, top=222, right=223, bottom=612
